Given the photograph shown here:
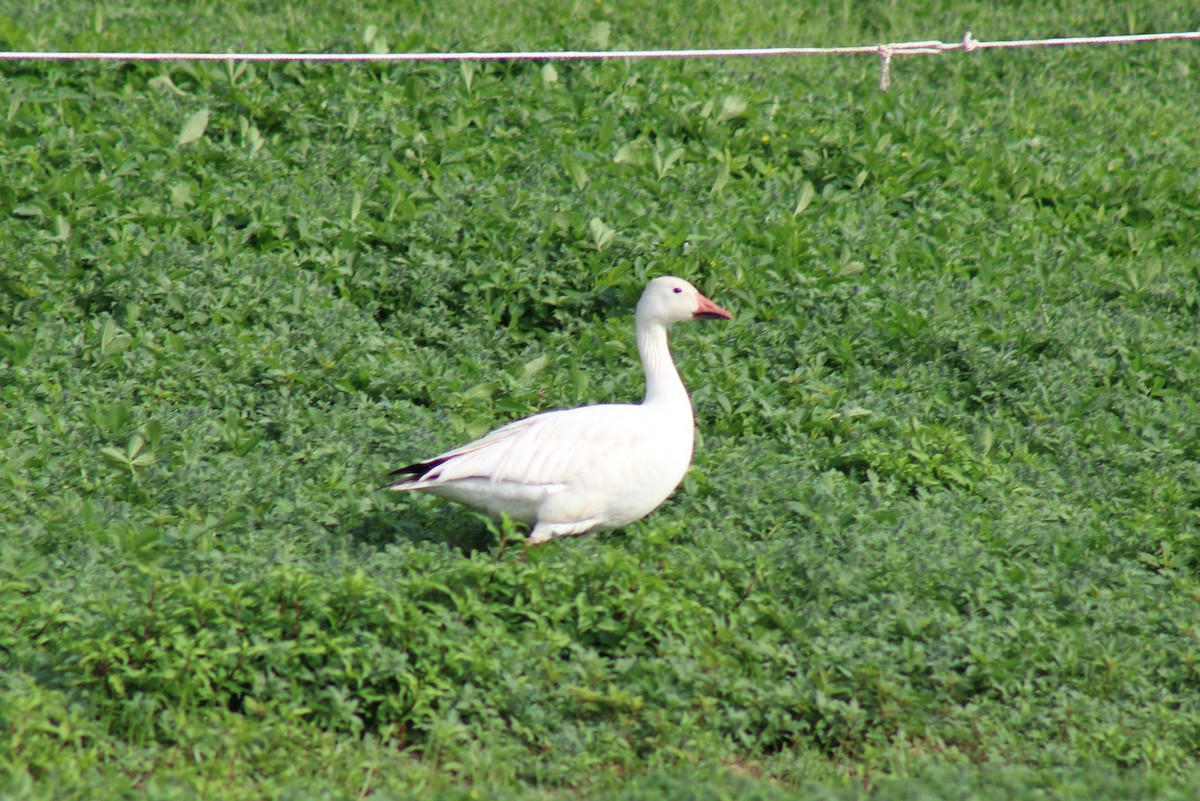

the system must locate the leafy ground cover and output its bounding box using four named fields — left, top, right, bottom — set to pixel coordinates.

left=3, top=1, right=1200, bottom=798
